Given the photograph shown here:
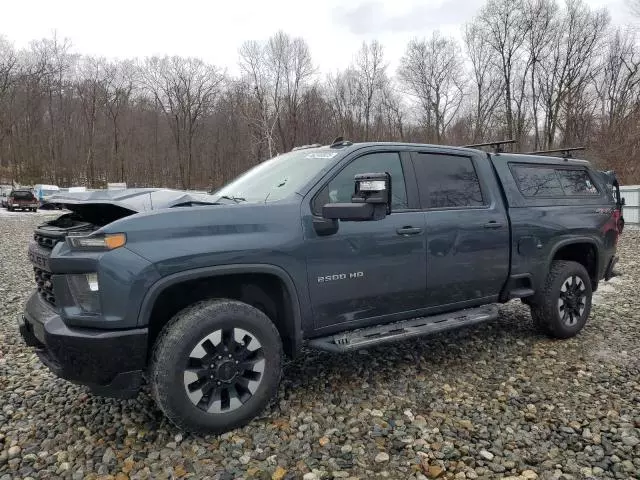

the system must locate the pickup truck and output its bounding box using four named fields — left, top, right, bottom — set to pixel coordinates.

left=6, top=189, right=39, bottom=212
left=18, top=140, right=624, bottom=434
